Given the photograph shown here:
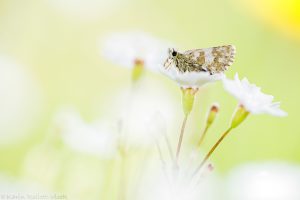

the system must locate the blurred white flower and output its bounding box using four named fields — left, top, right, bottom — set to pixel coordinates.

left=101, top=31, right=171, bottom=71
left=55, top=108, right=118, bottom=158
left=223, top=73, right=287, bottom=116
left=147, top=112, right=167, bottom=140
left=47, top=0, right=122, bottom=21
left=161, top=66, right=224, bottom=89
left=226, top=162, right=300, bottom=200
left=0, top=56, right=42, bottom=145
left=136, top=158, right=220, bottom=200
left=107, top=80, right=179, bottom=147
